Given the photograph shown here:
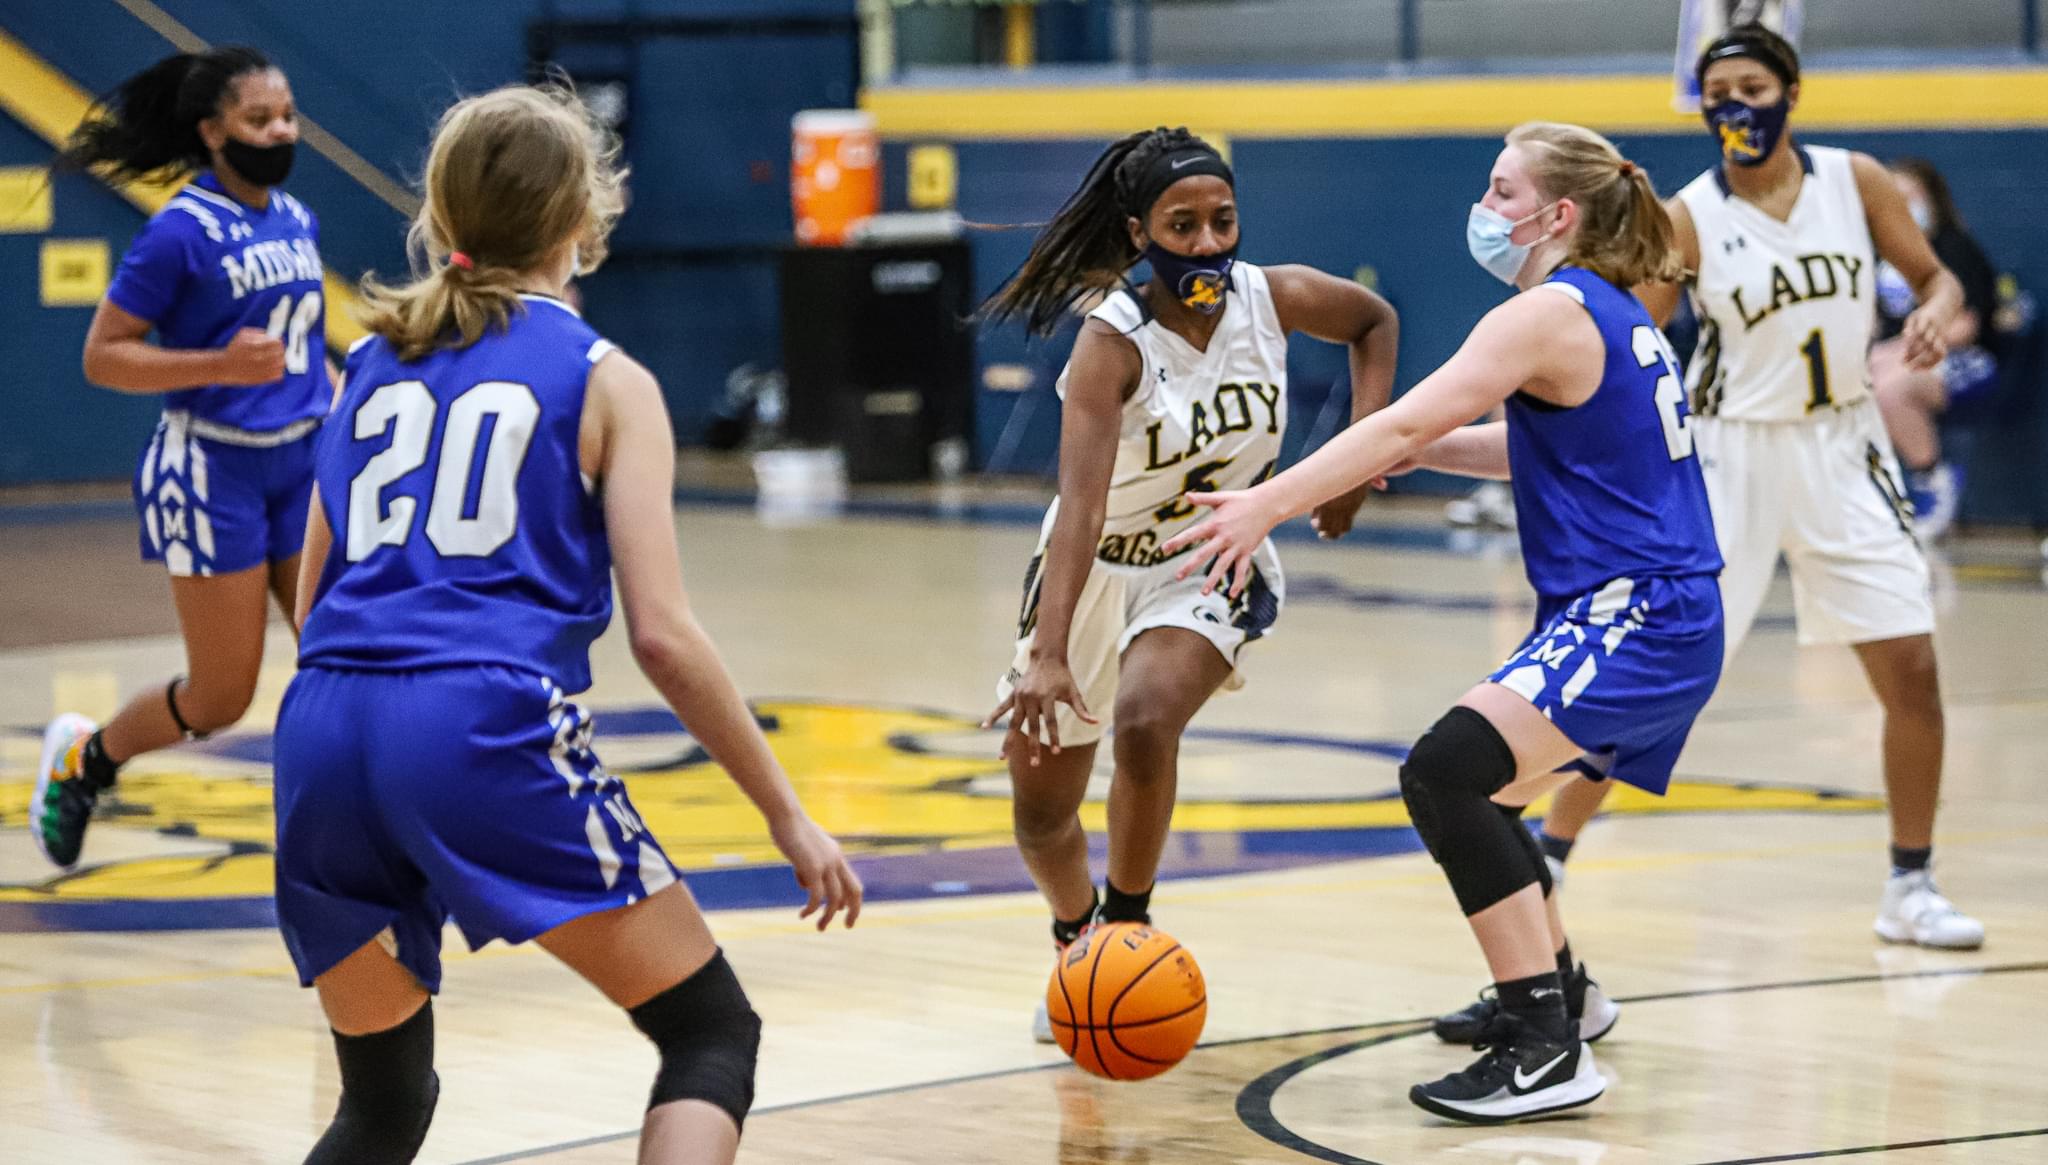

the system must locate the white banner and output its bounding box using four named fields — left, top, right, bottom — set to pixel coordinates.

left=1674, top=0, right=1805, bottom=112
